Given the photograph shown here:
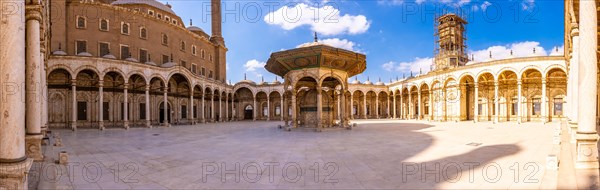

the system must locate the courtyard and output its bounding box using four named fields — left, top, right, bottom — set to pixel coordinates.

left=36, top=120, right=560, bottom=189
